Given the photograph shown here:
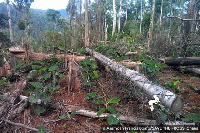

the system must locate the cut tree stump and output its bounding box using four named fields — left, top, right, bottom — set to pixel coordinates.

left=85, top=47, right=184, bottom=113
left=0, top=61, right=12, bottom=77
left=119, top=60, right=142, bottom=72
left=163, top=57, right=200, bottom=66
left=9, top=46, right=88, bottom=63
